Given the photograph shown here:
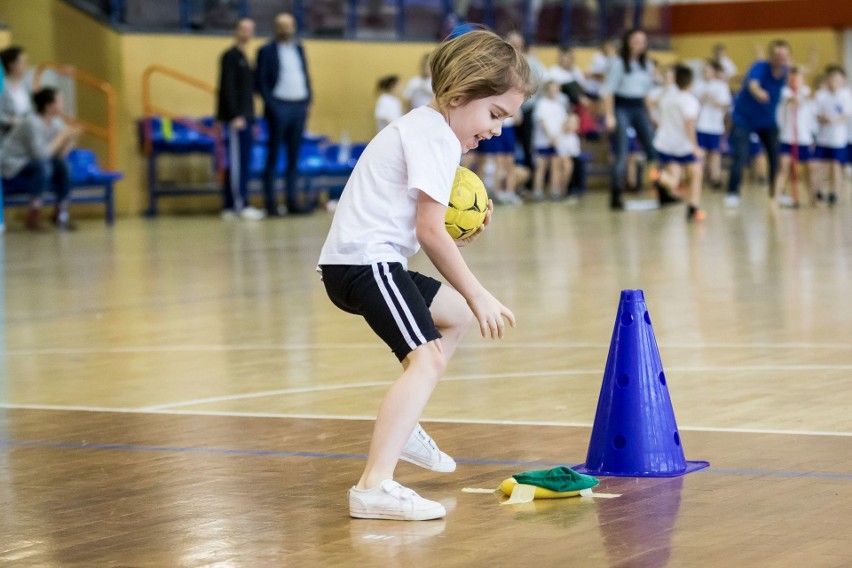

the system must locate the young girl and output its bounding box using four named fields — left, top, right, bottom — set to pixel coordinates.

left=476, top=110, right=522, bottom=204
left=318, top=30, right=534, bottom=521
left=652, top=64, right=703, bottom=219
left=695, top=60, right=732, bottom=189
left=814, top=65, right=851, bottom=205
left=374, top=75, right=403, bottom=133
left=532, top=80, right=569, bottom=200
left=557, top=113, right=582, bottom=202
left=774, top=67, right=816, bottom=207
